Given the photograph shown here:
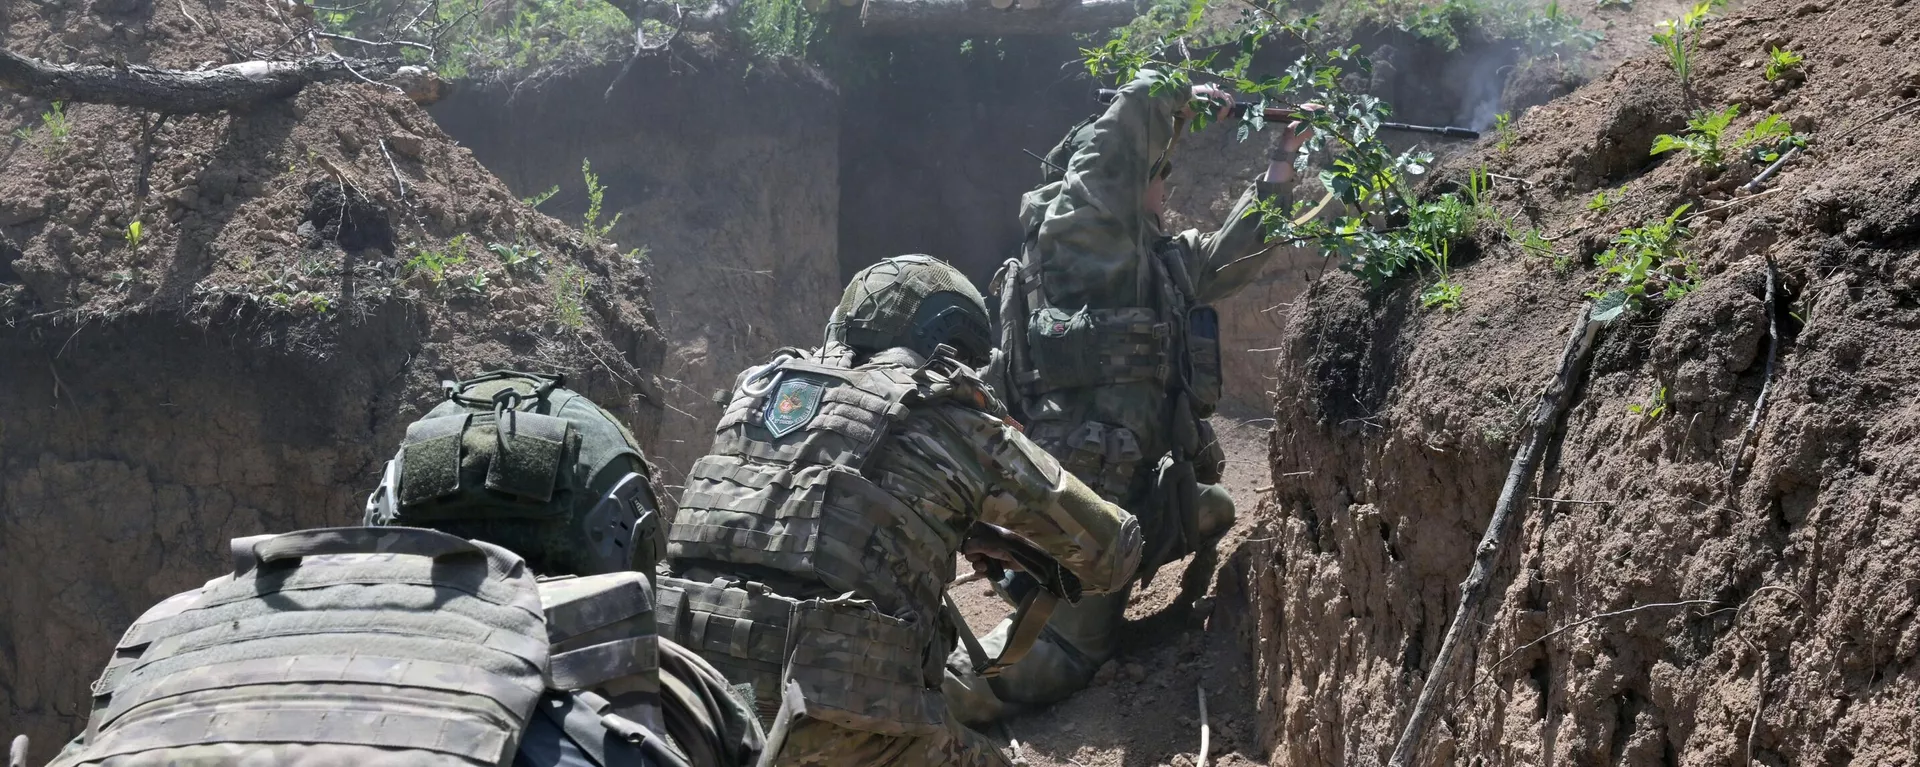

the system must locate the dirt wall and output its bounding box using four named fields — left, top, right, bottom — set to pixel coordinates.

left=0, top=0, right=664, bottom=753
left=1237, top=0, right=1920, bottom=762
left=431, top=57, right=842, bottom=480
